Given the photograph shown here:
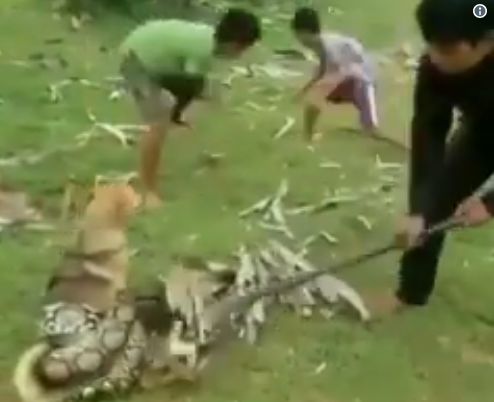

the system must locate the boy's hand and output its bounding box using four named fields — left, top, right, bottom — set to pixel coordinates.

left=172, top=118, right=192, bottom=129
left=455, top=196, right=492, bottom=226
left=177, top=119, right=191, bottom=127
left=395, top=215, right=425, bottom=248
